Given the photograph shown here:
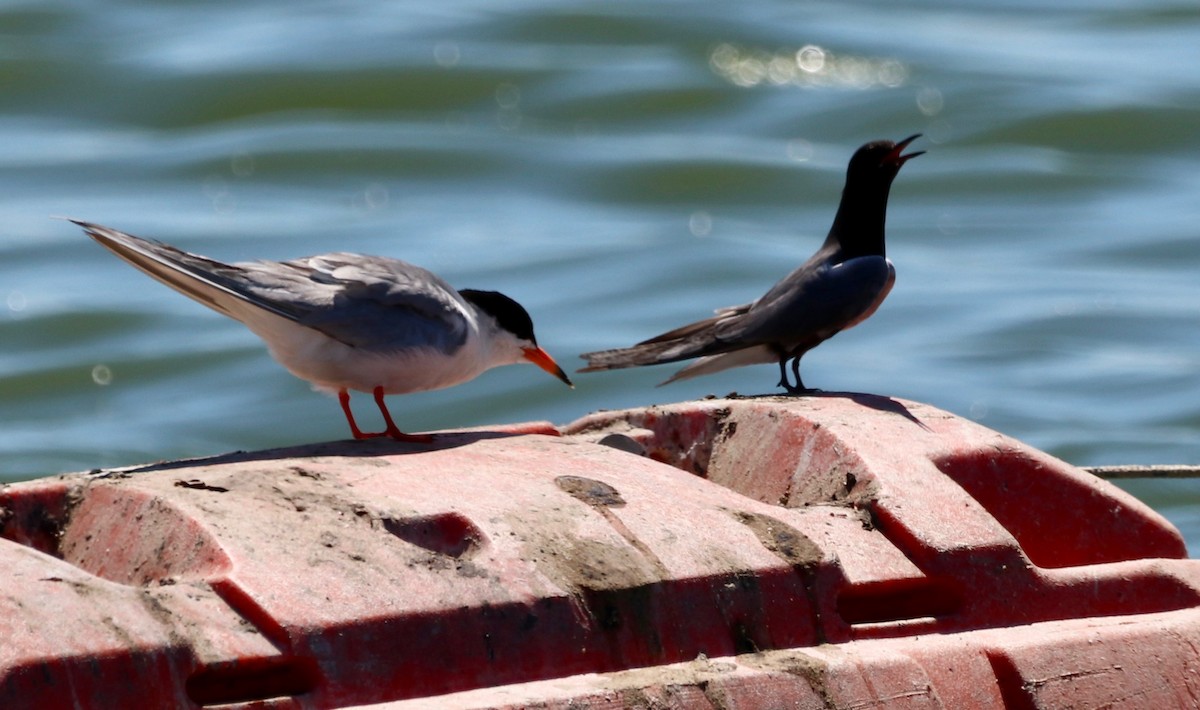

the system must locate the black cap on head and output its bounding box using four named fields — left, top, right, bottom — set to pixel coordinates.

left=459, top=289, right=537, bottom=343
